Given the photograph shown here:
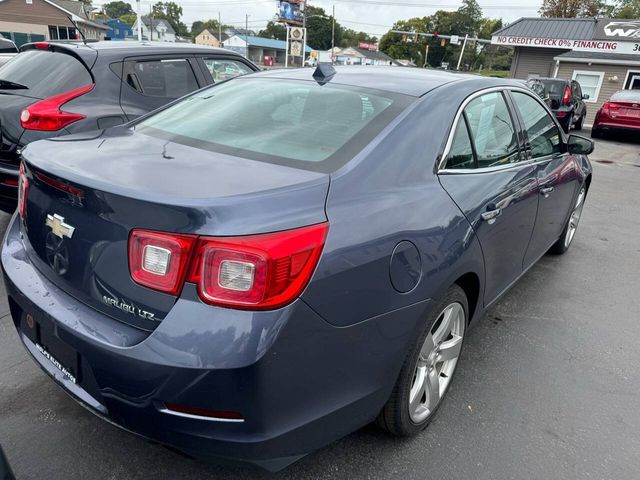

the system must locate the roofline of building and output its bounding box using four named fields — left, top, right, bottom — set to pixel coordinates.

left=43, top=0, right=110, bottom=30
left=493, top=16, right=598, bottom=36
left=554, top=55, right=640, bottom=66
